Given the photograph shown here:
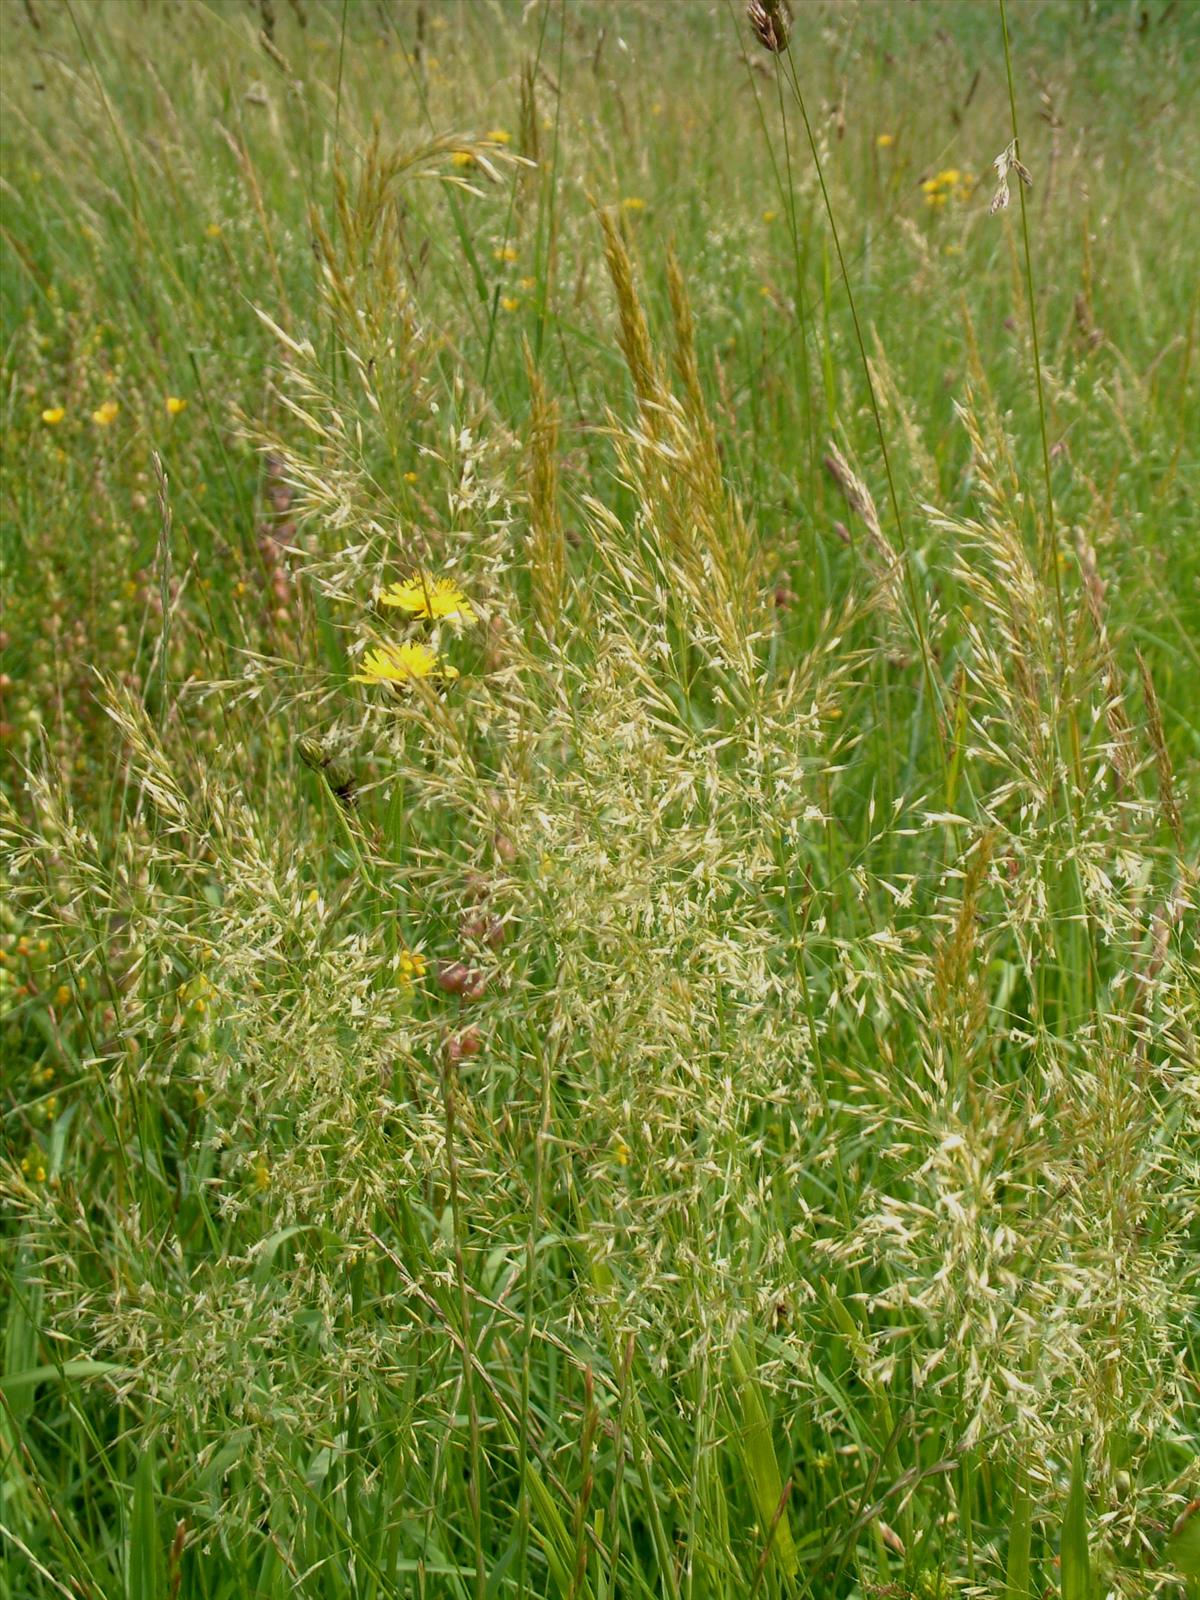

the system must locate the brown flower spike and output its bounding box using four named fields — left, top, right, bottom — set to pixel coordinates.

left=747, top=0, right=791, bottom=53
